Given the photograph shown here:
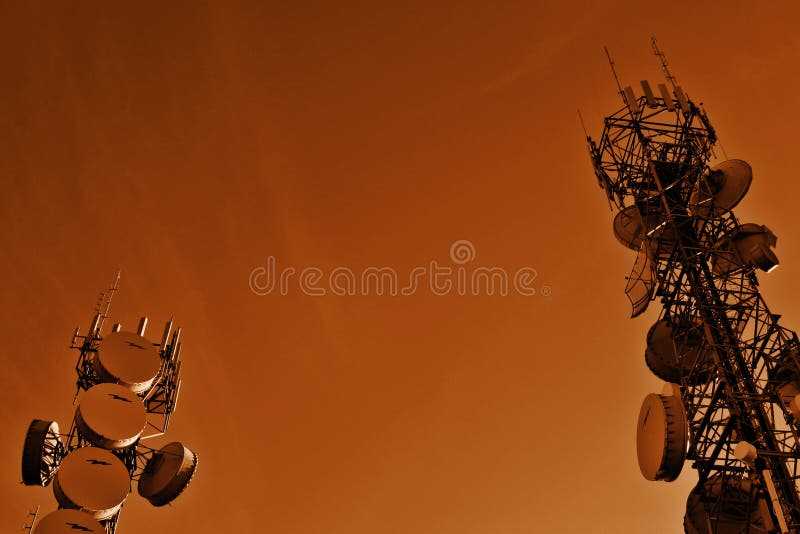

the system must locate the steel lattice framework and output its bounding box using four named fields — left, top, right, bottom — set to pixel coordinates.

left=20, top=274, right=189, bottom=534
left=587, top=56, right=800, bottom=532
